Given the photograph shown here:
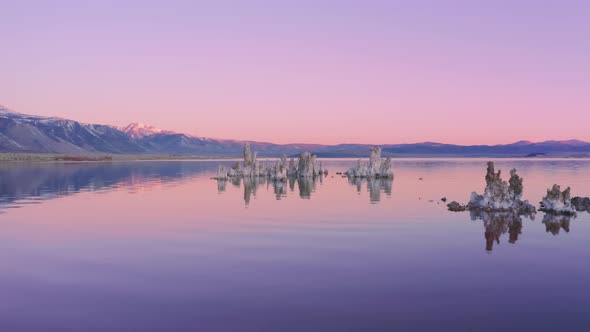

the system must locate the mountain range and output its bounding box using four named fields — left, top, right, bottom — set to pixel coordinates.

left=1, top=104, right=590, bottom=157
